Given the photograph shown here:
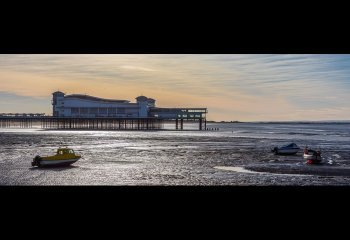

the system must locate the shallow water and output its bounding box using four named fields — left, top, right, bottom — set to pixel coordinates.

left=1, top=122, right=350, bottom=185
